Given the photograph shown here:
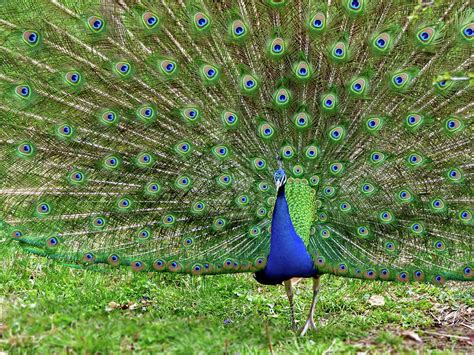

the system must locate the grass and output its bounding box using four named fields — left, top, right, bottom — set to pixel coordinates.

left=0, top=242, right=473, bottom=354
